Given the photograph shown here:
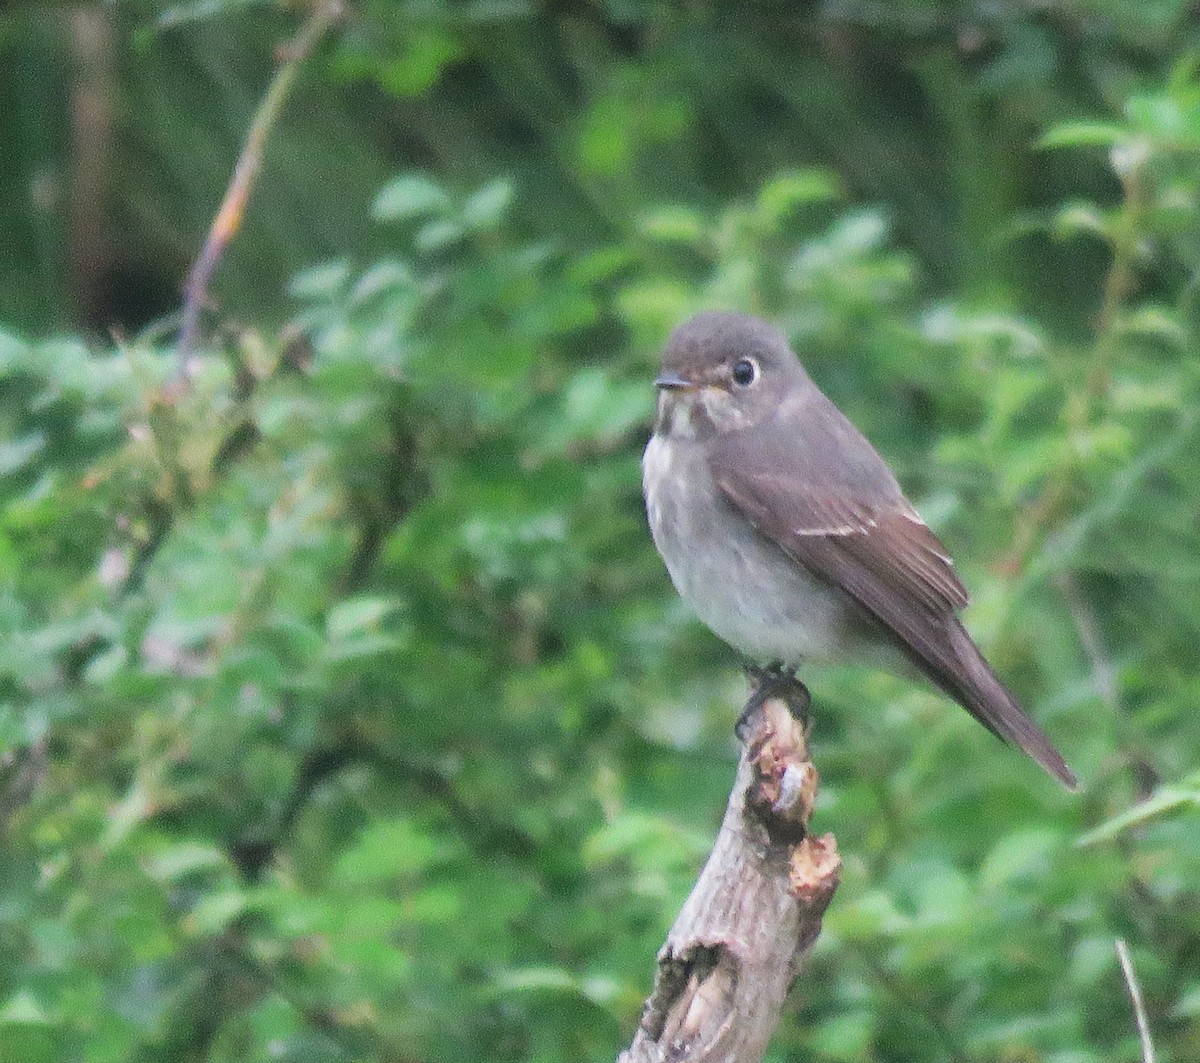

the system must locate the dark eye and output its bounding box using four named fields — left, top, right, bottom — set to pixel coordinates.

left=731, top=358, right=757, bottom=387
